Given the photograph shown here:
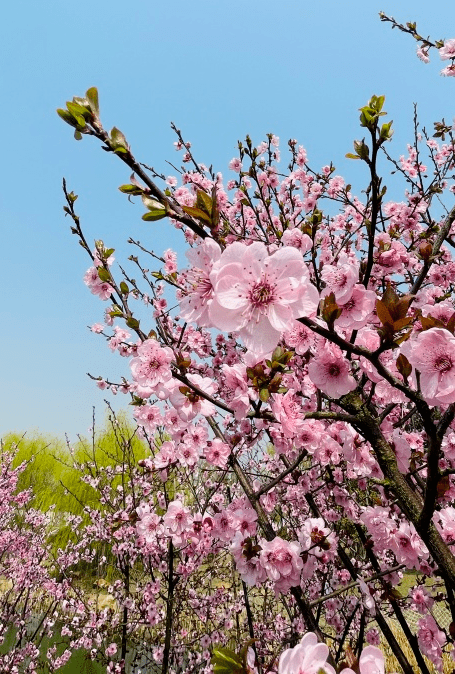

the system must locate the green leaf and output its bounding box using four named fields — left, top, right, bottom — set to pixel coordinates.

left=353, top=140, right=369, bottom=160
left=126, top=316, right=140, bottom=330
left=66, top=101, right=88, bottom=126
left=211, top=647, right=244, bottom=674
left=97, top=267, right=111, bottom=282
left=141, top=195, right=167, bottom=221
left=181, top=205, right=212, bottom=224
left=85, top=87, right=99, bottom=115
left=57, top=109, right=78, bottom=128
left=119, top=184, right=143, bottom=195
left=142, top=195, right=164, bottom=210
left=345, top=153, right=360, bottom=160
left=196, top=190, right=213, bottom=216
left=142, top=210, right=167, bottom=222
left=104, top=248, right=115, bottom=257
left=120, top=282, right=129, bottom=295
left=110, top=127, right=128, bottom=153
left=74, top=130, right=83, bottom=141
left=259, top=388, right=270, bottom=403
